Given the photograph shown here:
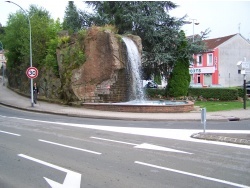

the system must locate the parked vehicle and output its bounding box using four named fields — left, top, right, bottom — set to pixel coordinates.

left=142, top=80, right=158, bottom=88
left=246, top=81, right=250, bottom=95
